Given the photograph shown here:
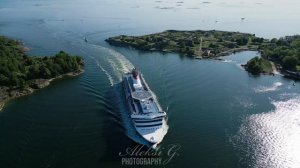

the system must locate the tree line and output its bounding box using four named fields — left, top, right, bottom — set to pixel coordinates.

left=0, top=36, right=84, bottom=88
left=260, top=35, right=300, bottom=71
